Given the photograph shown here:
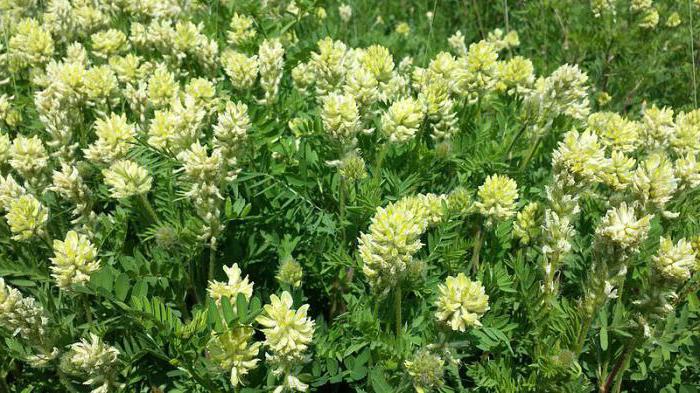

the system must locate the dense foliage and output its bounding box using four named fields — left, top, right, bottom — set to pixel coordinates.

left=1, top=0, right=699, bottom=392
